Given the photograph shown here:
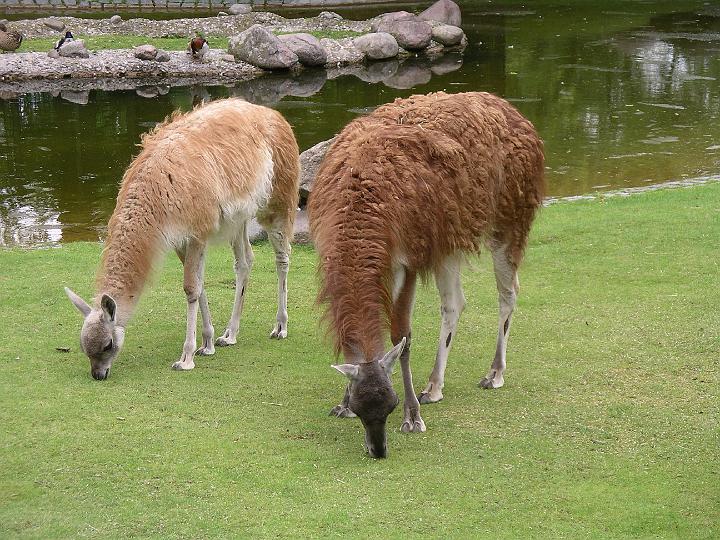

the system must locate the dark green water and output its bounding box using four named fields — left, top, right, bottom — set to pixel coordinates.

left=1, top=1, right=719, bottom=246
